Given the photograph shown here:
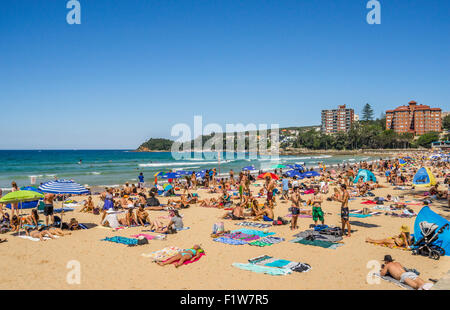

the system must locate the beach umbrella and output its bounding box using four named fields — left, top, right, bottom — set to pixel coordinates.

left=242, top=165, right=255, bottom=171
left=271, top=164, right=286, bottom=169
left=163, top=184, right=173, bottom=191
left=302, top=171, right=321, bottom=178
left=161, top=172, right=181, bottom=179
left=285, top=170, right=303, bottom=178
left=195, top=171, right=206, bottom=178
left=293, top=164, right=305, bottom=172
left=0, top=190, right=44, bottom=204
left=257, top=172, right=279, bottom=180
left=4, top=186, right=44, bottom=209
left=154, top=171, right=165, bottom=177
left=39, top=179, right=90, bottom=195
left=39, top=179, right=89, bottom=228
